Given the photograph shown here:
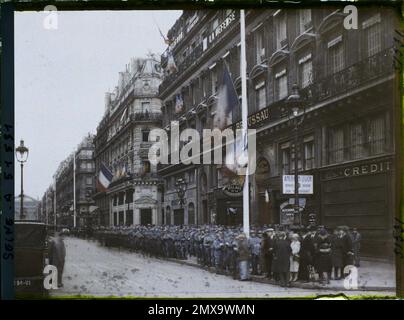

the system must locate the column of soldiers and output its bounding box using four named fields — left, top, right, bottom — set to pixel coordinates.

left=92, top=224, right=361, bottom=286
